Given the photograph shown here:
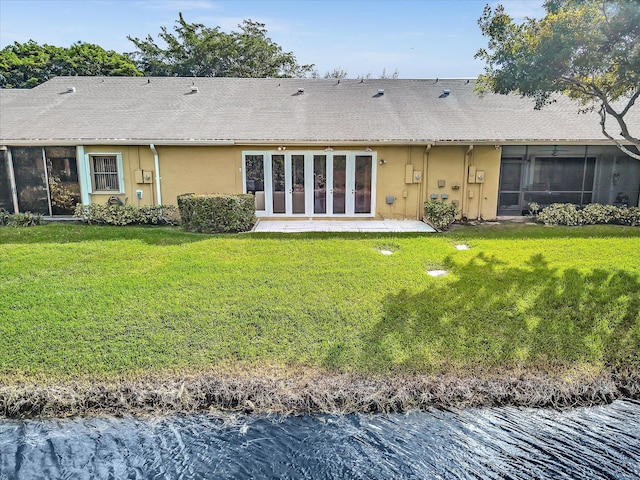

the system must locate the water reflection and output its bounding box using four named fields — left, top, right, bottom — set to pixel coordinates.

left=1, top=400, right=638, bottom=479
